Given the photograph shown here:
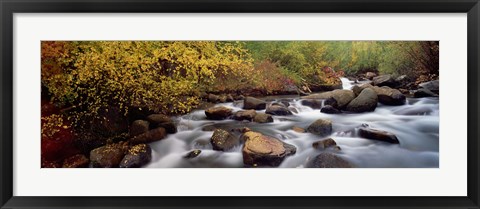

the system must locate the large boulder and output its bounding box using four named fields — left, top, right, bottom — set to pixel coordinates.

left=306, top=119, right=333, bottom=137
left=119, top=144, right=152, bottom=168
left=253, top=113, right=274, bottom=123
left=210, top=129, right=239, bottom=151
left=129, top=127, right=166, bottom=145
left=307, top=153, right=354, bottom=168
left=90, top=142, right=129, bottom=168
left=241, top=131, right=296, bottom=167
left=372, top=75, right=398, bottom=87
left=205, top=106, right=233, bottom=120
left=414, top=88, right=439, bottom=98
left=320, top=105, right=342, bottom=114
left=130, top=120, right=150, bottom=137
left=265, top=104, right=293, bottom=116
left=146, top=114, right=177, bottom=134
left=233, top=109, right=257, bottom=121
left=301, top=91, right=334, bottom=100
left=243, top=97, right=267, bottom=110
left=330, top=89, right=356, bottom=109
left=352, top=83, right=374, bottom=96
left=418, top=80, right=439, bottom=94
left=358, top=127, right=400, bottom=144
left=372, top=86, right=406, bottom=106
left=346, top=88, right=378, bottom=113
